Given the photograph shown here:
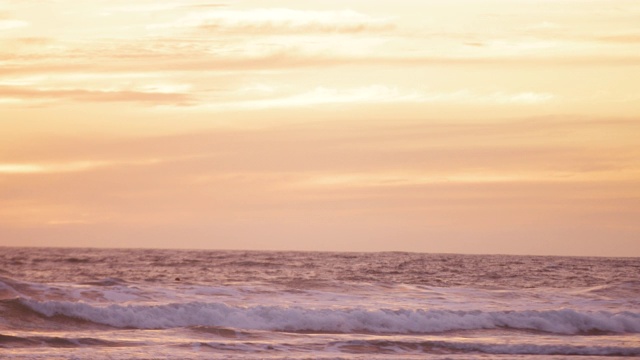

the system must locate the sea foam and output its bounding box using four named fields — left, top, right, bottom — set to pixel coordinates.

left=21, top=298, right=640, bottom=334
